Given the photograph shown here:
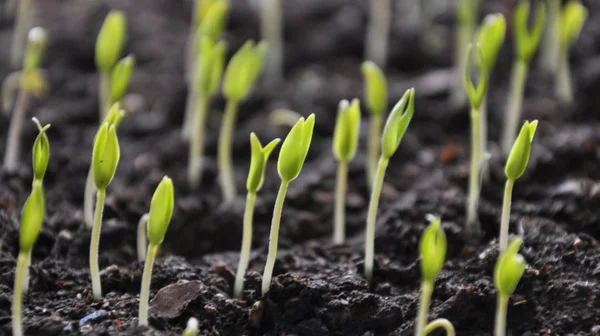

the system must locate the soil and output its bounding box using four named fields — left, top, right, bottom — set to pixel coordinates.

left=0, top=0, right=599, bottom=335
